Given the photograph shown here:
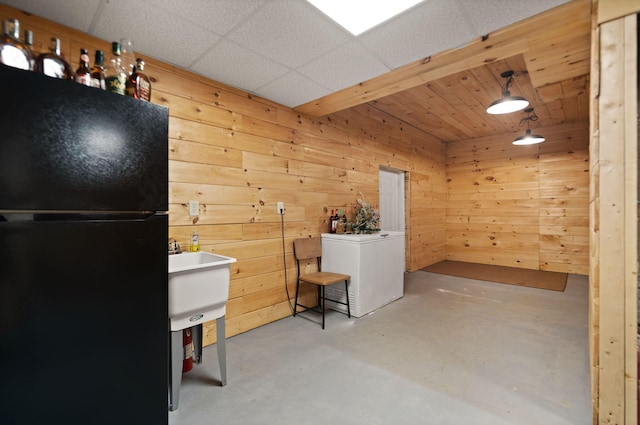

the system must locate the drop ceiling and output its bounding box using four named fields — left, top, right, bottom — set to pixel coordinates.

left=4, top=0, right=570, bottom=110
